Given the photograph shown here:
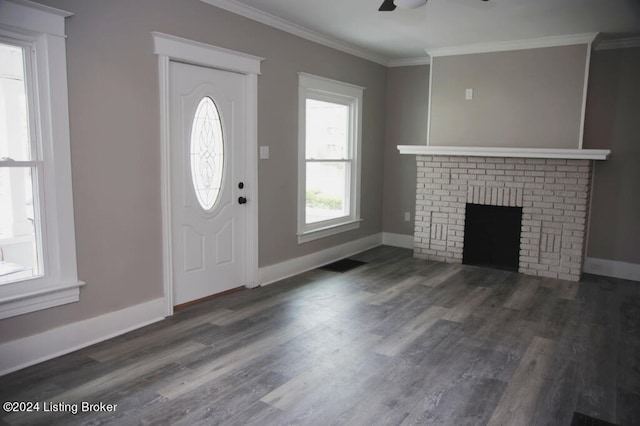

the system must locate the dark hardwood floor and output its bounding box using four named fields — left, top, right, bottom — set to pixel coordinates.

left=1, top=246, right=639, bottom=425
